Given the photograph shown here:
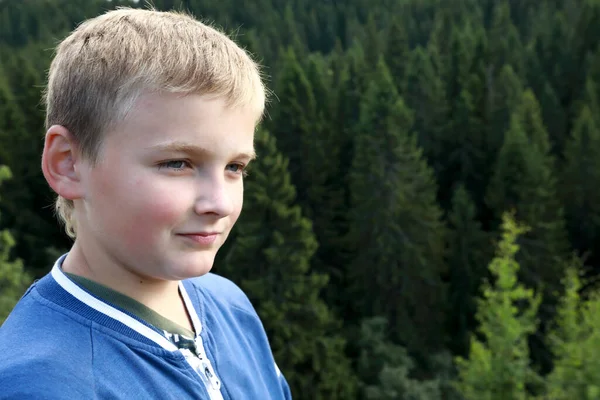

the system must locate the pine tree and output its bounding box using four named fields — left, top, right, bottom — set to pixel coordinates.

left=446, top=184, right=492, bottom=356
left=363, top=13, right=382, bottom=69
left=325, top=46, right=369, bottom=320
left=0, top=166, right=30, bottom=324
left=348, top=57, right=447, bottom=356
left=384, top=18, right=409, bottom=94
left=404, top=46, right=450, bottom=179
left=455, top=213, right=542, bottom=400
left=437, top=86, right=486, bottom=210
left=301, top=54, right=336, bottom=216
left=545, top=261, right=600, bottom=400
left=357, top=317, right=445, bottom=400
left=281, top=3, right=305, bottom=57
left=486, top=89, right=571, bottom=372
left=268, top=47, right=321, bottom=211
left=487, top=1, right=524, bottom=76
left=429, top=21, right=490, bottom=210
left=574, top=77, right=600, bottom=128
left=219, top=129, right=356, bottom=400
left=488, top=64, right=524, bottom=162
left=0, top=73, right=25, bottom=167
left=539, top=81, right=568, bottom=156
left=561, top=104, right=600, bottom=265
